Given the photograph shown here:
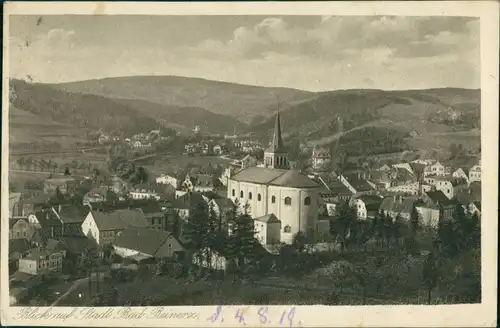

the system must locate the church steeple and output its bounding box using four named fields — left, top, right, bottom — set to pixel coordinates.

left=269, top=105, right=284, bottom=151
left=264, top=97, right=289, bottom=169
